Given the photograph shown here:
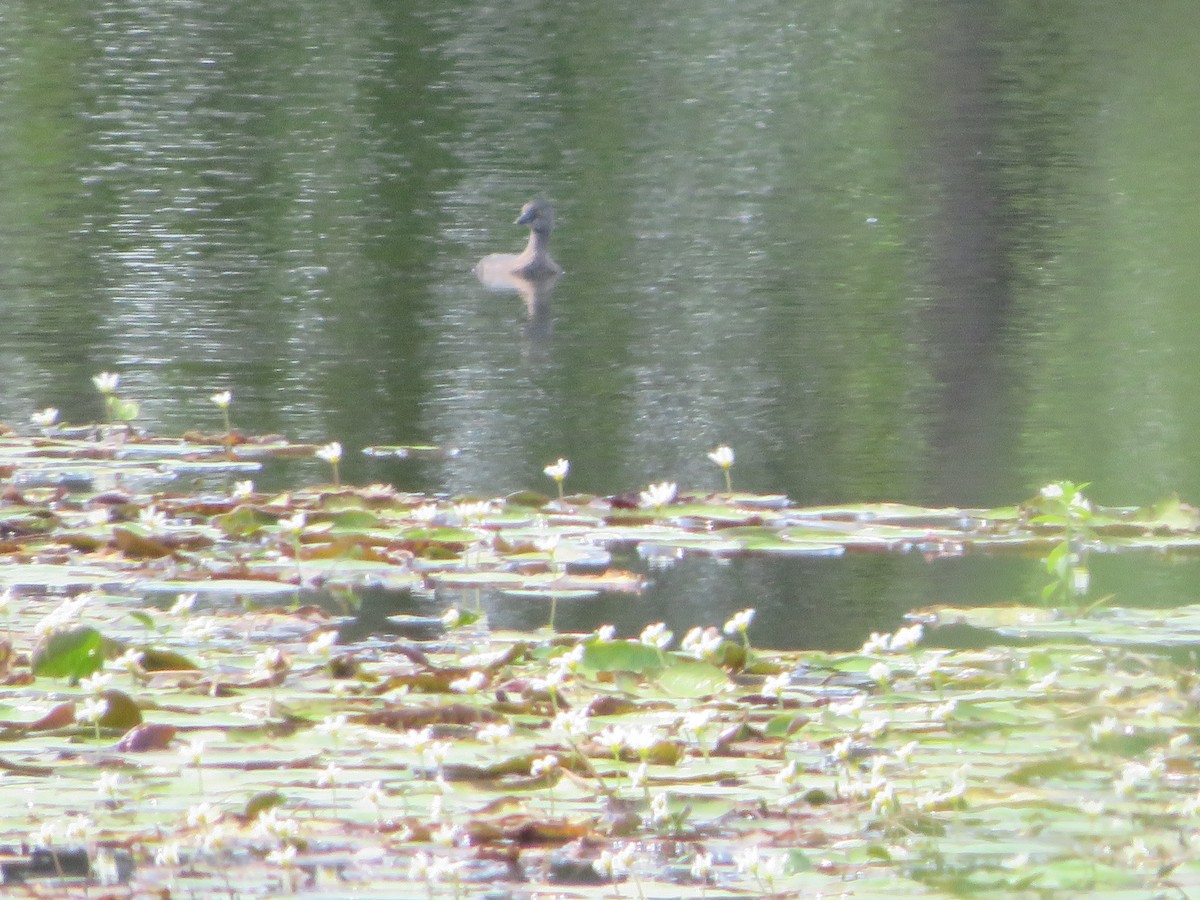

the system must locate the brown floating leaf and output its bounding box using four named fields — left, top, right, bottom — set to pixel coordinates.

left=0, top=757, right=53, bottom=777
left=359, top=703, right=502, bottom=730
left=116, top=722, right=177, bottom=752
left=27, top=701, right=77, bottom=731
left=112, top=526, right=175, bottom=559
left=98, top=689, right=143, bottom=730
